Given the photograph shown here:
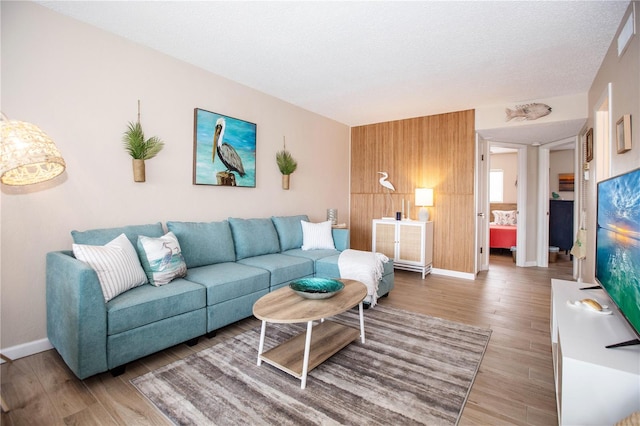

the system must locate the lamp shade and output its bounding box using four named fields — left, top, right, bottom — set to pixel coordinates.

left=415, top=188, right=434, bottom=207
left=0, top=119, right=66, bottom=185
